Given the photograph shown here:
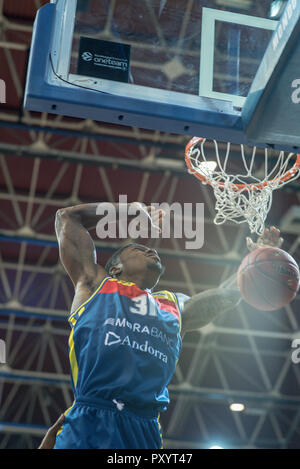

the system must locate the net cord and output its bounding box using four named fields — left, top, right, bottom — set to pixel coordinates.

left=186, top=138, right=300, bottom=235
